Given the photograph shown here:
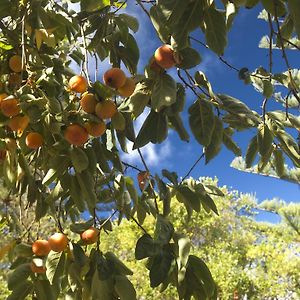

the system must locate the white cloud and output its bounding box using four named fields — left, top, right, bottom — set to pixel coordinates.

left=121, top=139, right=172, bottom=168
